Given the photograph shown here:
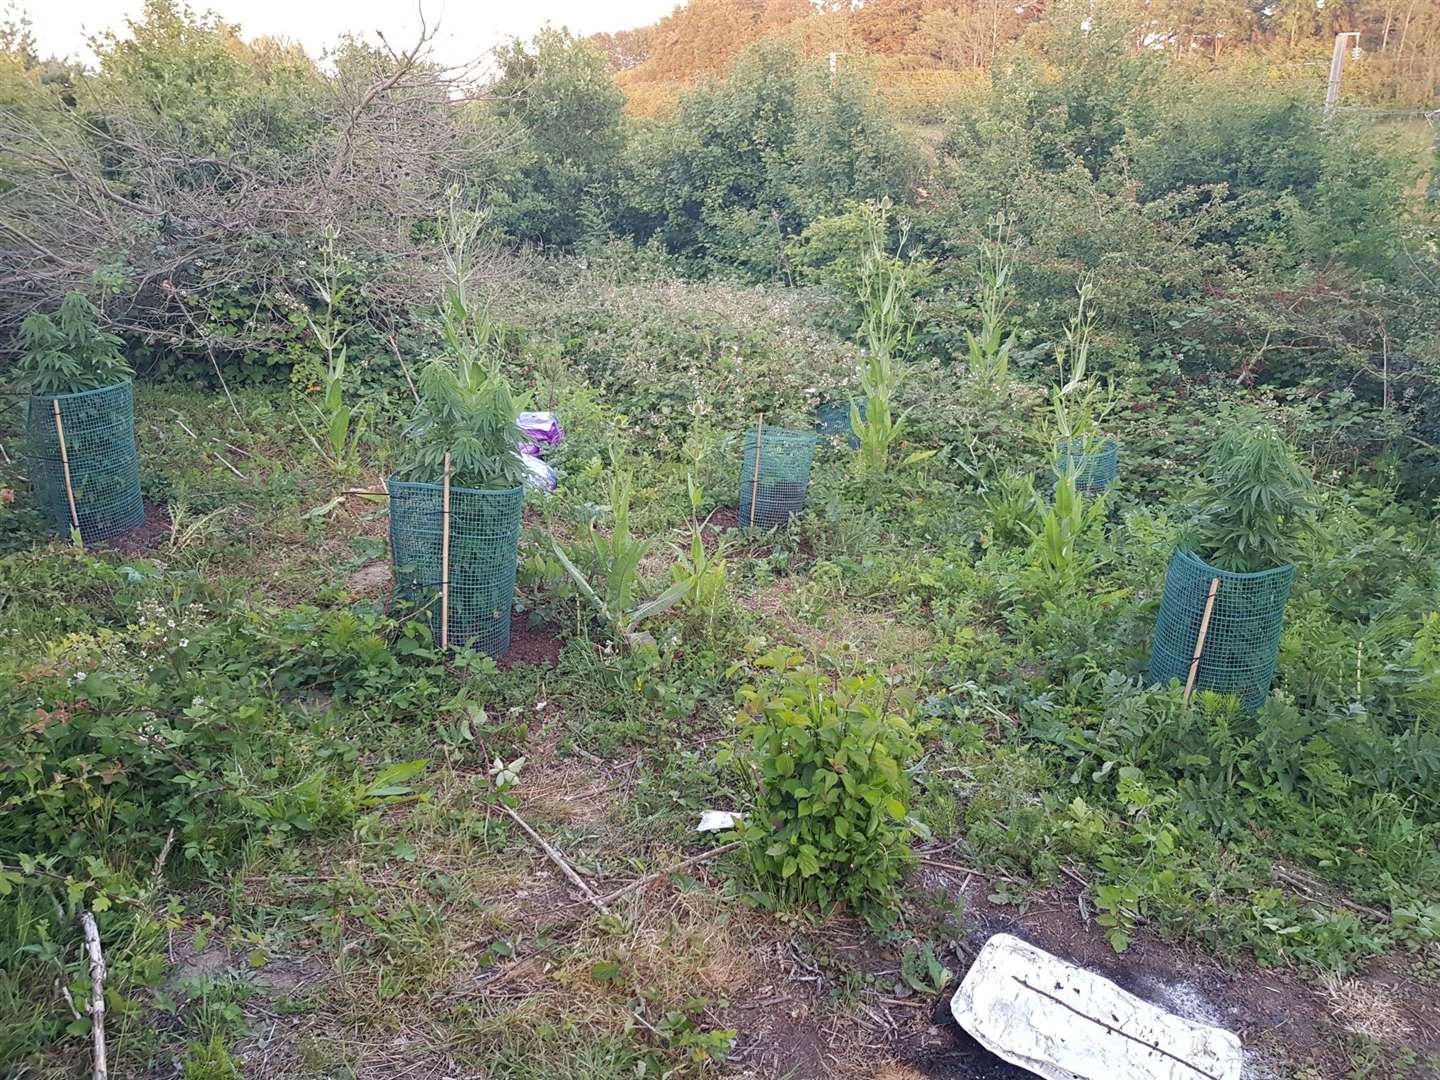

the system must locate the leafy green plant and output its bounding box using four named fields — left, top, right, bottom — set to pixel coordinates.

left=981, top=470, right=1042, bottom=548
left=721, top=649, right=919, bottom=916
left=899, top=941, right=954, bottom=995
left=552, top=470, right=690, bottom=641
left=293, top=227, right=367, bottom=475
left=1186, top=414, right=1315, bottom=572
left=18, top=292, right=133, bottom=395
left=964, top=215, right=1017, bottom=390
left=667, top=473, right=731, bottom=631
left=1048, top=278, right=1116, bottom=466
left=851, top=201, right=924, bottom=478
left=1023, top=468, right=1108, bottom=594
